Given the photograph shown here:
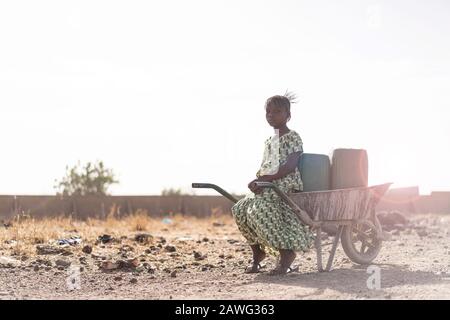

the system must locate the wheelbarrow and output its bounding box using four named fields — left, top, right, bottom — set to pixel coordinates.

left=191, top=181, right=392, bottom=272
